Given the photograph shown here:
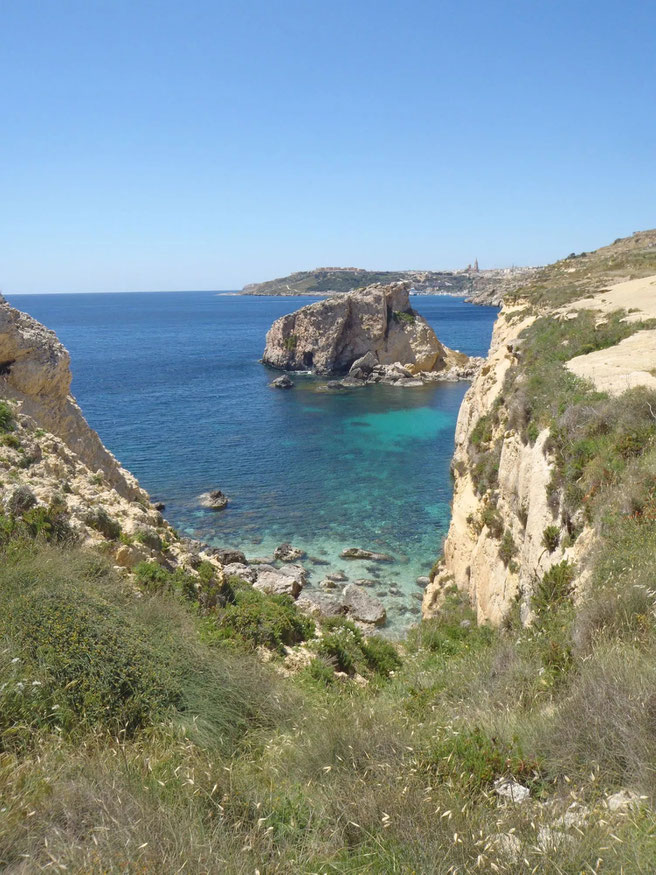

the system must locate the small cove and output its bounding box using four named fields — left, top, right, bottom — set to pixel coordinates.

left=7, top=291, right=497, bottom=631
